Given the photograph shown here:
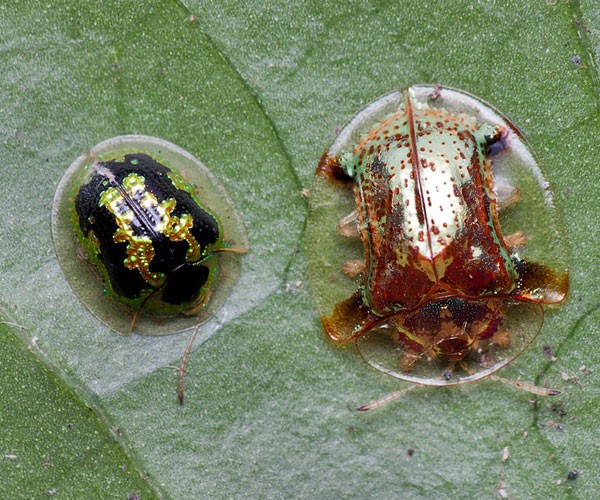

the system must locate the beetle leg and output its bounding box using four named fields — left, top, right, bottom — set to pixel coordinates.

left=75, top=245, right=89, bottom=261
left=503, top=231, right=527, bottom=249
left=457, top=360, right=475, bottom=376
left=492, top=329, right=511, bottom=348
left=322, top=290, right=384, bottom=342
left=337, top=210, right=365, bottom=276
left=337, top=210, right=360, bottom=237
left=342, top=259, right=365, bottom=278
left=399, top=351, right=420, bottom=372
left=337, top=210, right=366, bottom=277
left=180, top=289, right=213, bottom=316
left=494, top=177, right=527, bottom=249
left=495, top=178, right=522, bottom=210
